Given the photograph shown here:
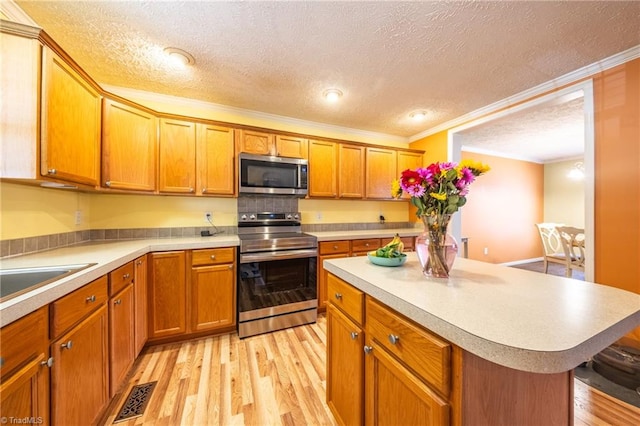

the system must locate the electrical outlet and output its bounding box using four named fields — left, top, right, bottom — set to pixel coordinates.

left=483, top=247, right=489, bottom=255
left=316, top=212, right=323, bottom=220
left=204, top=212, right=212, bottom=223
left=74, top=210, right=82, bottom=225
